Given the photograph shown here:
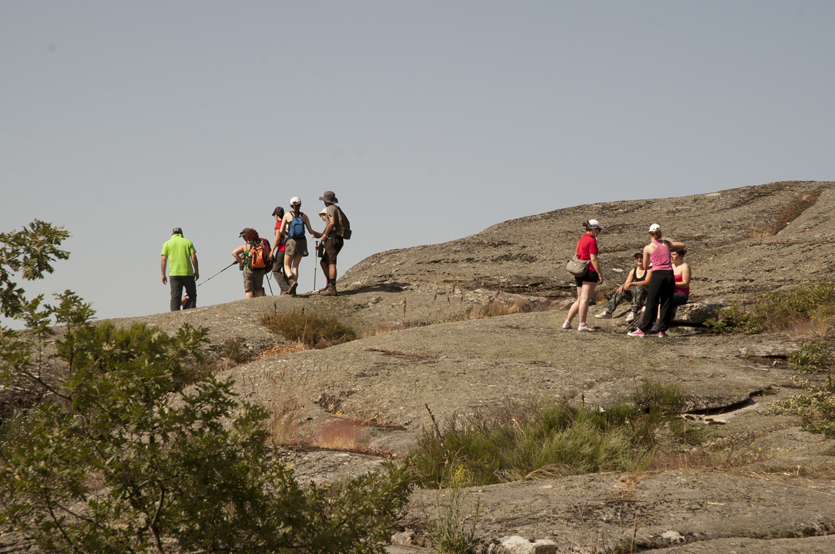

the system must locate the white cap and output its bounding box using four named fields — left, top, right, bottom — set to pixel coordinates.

left=649, top=223, right=661, bottom=232
left=290, top=196, right=301, bottom=206
left=588, top=219, right=605, bottom=230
